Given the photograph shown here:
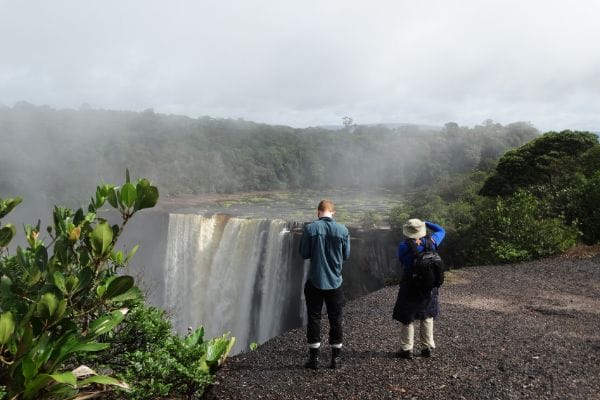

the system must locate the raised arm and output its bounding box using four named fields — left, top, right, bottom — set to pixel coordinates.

left=426, top=221, right=445, bottom=246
